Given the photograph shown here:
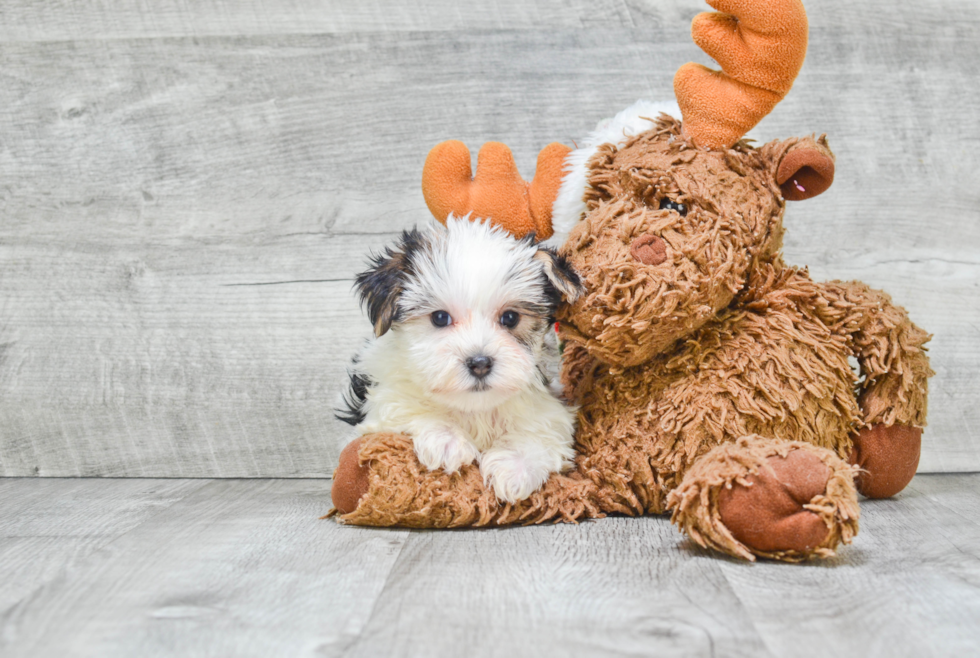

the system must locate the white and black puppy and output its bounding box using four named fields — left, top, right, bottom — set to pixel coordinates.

left=337, top=216, right=582, bottom=503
